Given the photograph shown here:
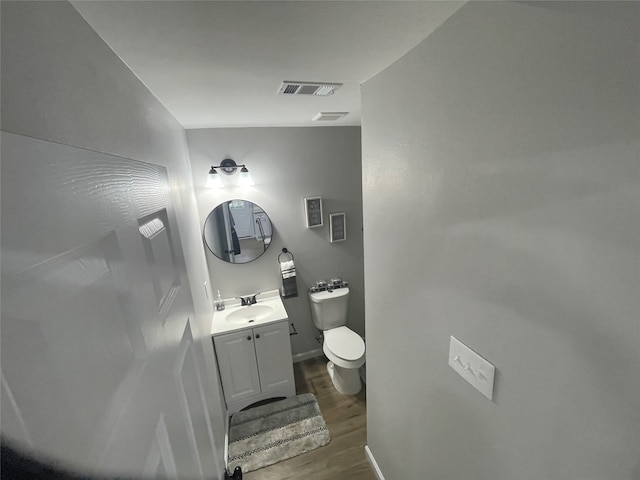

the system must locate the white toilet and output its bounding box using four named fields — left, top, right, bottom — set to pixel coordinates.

left=309, top=285, right=365, bottom=395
